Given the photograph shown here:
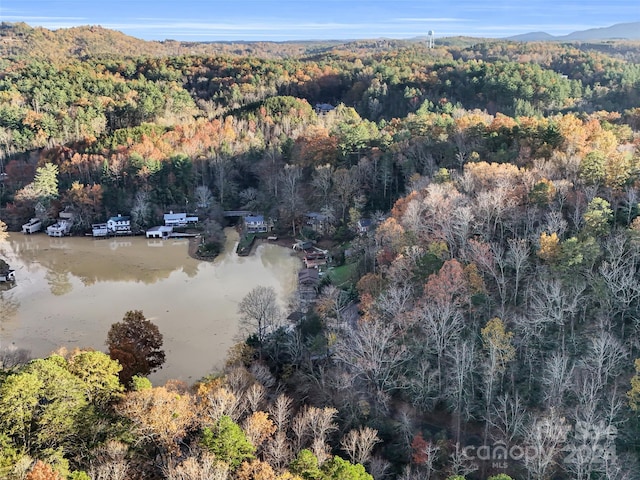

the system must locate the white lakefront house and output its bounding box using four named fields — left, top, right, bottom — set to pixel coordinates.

left=163, top=211, right=199, bottom=228
left=244, top=215, right=268, bottom=233
left=91, top=215, right=132, bottom=237
left=145, top=212, right=198, bottom=239
left=106, top=215, right=132, bottom=235
left=46, top=212, right=74, bottom=237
